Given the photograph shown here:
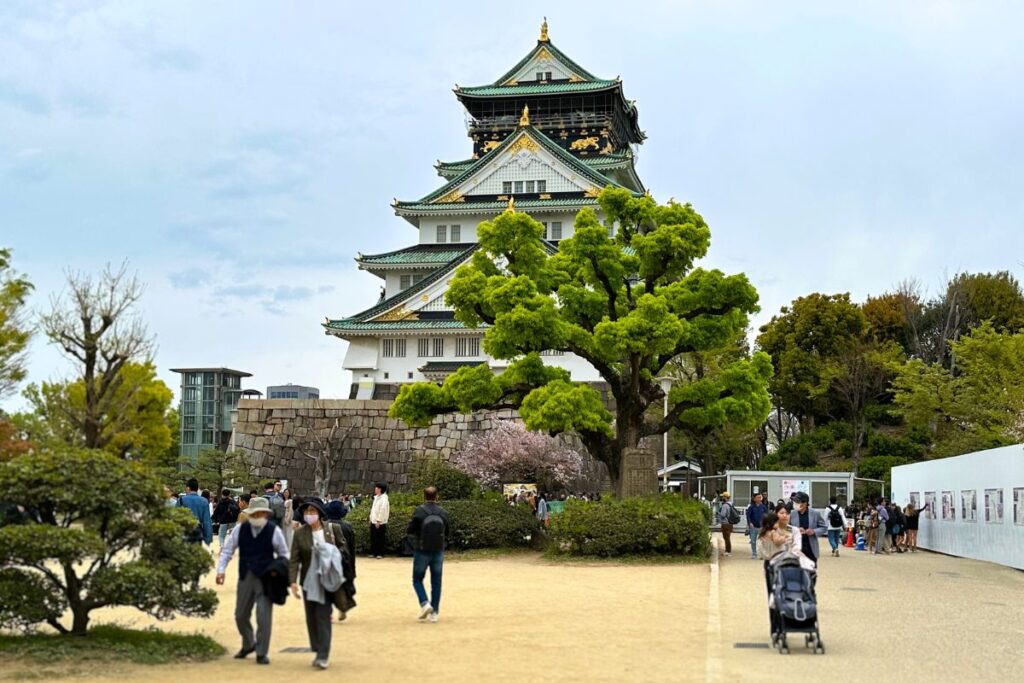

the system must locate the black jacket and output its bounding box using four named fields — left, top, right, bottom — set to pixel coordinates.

left=261, top=557, right=291, bottom=606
